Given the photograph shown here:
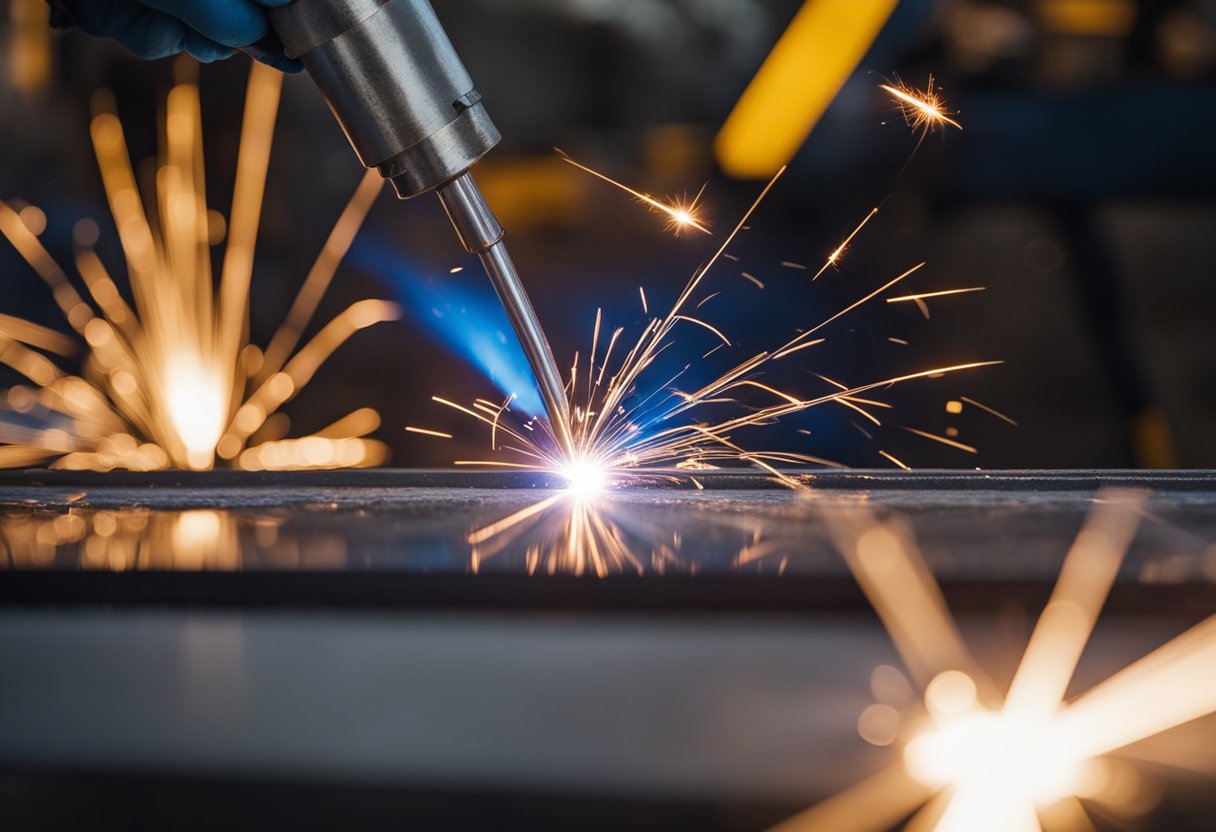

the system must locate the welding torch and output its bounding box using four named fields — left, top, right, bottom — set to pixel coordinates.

left=264, top=0, right=576, bottom=459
